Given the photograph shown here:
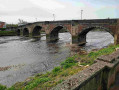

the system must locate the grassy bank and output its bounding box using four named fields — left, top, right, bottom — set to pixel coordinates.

left=0, top=84, right=7, bottom=90
left=0, top=31, right=16, bottom=36
left=1, top=44, right=119, bottom=90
